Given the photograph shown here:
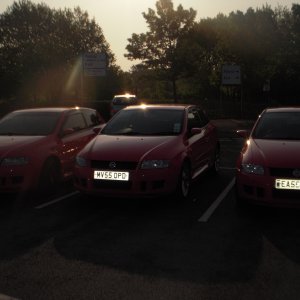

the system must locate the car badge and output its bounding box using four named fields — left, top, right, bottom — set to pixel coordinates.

left=109, top=162, right=117, bottom=169
left=292, top=169, right=300, bottom=178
